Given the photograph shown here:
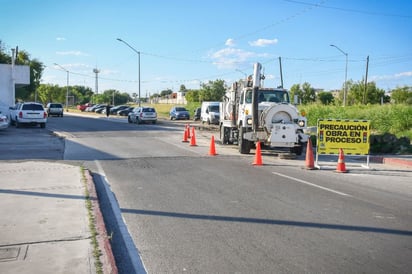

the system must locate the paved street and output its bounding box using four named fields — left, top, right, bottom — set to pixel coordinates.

left=1, top=113, right=411, bottom=273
